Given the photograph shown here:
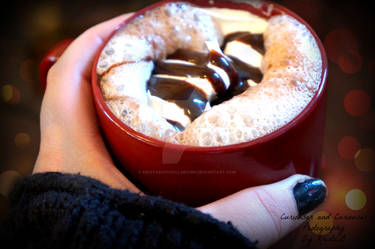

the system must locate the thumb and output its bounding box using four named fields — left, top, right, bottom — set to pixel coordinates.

left=197, top=174, right=327, bottom=249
